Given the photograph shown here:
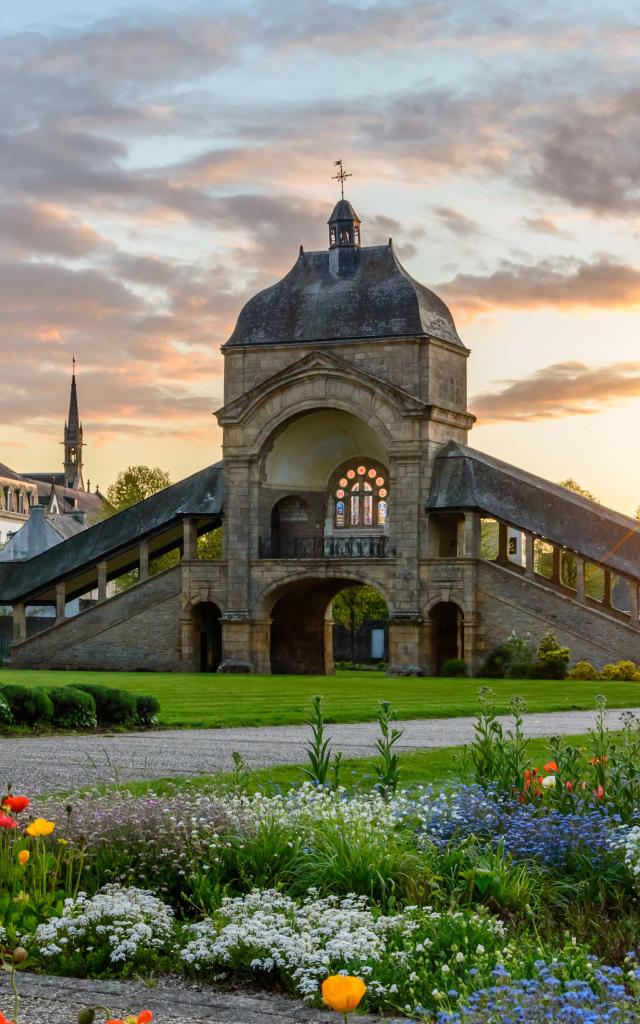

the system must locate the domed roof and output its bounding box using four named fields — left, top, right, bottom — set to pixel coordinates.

left=225, top=218, right=461, bottom=349
left=328, top=199, right=360, bottom=223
